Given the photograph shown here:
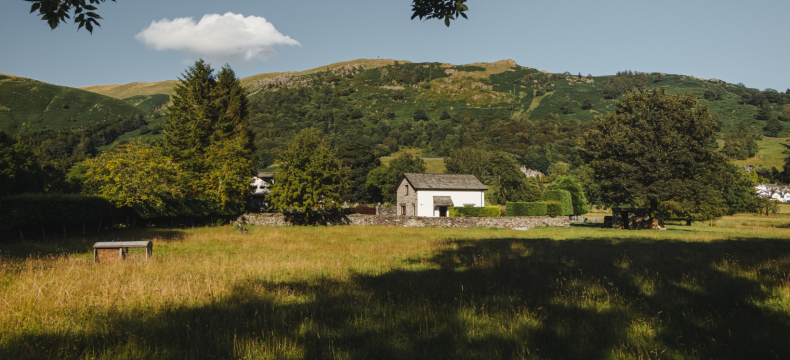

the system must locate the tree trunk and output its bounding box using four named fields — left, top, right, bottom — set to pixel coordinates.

left=41, top=228, right=46, bottom=240
left=63, top=224, right=67, bottom=238
left=19, top=229, right=24, bottom=240
left=97, top=219, right=103, bottom=234
left=686, top=219, right=692, bottom=226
